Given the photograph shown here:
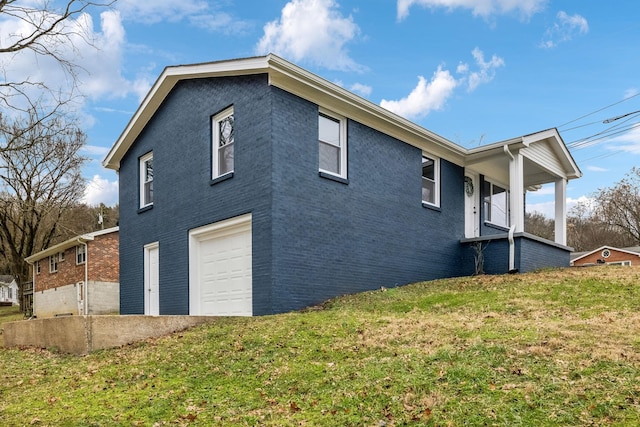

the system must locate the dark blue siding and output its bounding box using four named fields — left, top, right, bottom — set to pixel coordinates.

left=120, top=75, right=484, bottom=316
left=269, top=88, right=469, bottom=312
left=119, top=74, right=274, bottom=315
left=517, top=237, right=570, bottom=272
